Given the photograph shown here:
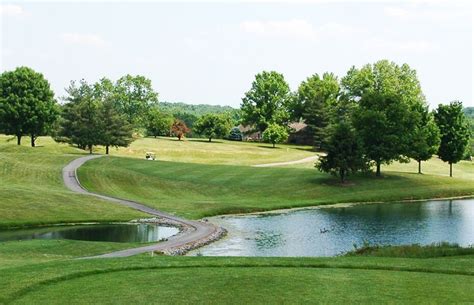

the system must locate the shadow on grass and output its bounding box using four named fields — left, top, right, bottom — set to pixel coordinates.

left=190, top=139, right=225, bottom=144
left=257, top=145, right=281, bottom=149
